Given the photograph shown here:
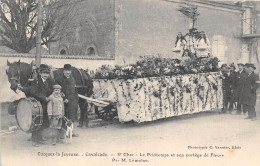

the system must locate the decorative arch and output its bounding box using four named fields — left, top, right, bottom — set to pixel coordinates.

left=76, top=16, right=99, bottom=56
left=56, top=14, right=102, bottom=56
left=79, top=15, right=98, bottom=43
